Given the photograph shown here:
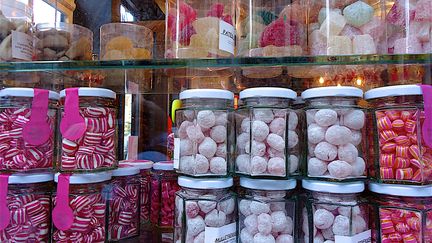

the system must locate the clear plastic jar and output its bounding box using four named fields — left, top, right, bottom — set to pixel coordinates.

left=100, top=23, right=153, bottom=60
left=108, top=165, right=140, bottom=241
left=365, top=85, right=431, bottom=184
left=308, top=0, right=385, bottom=55
left=174, top=176, right=236, bottom=243
left=369, top=183, right=432, bottom=243
left=0, top=88, right=59, bottom=172
left=150, top=161, right=180, bottom=229
left=35, top=23, right=93, bottom=61
left=0, top=0, right=34, bottom=61
left=165, top=0, right=235, bottom=58
left=235, top=88, right=299, bottom=178
left=58, top=87, right=117, bottom=172
left=386, top=0, right=432, bottom=54
left=301, top=180, right=370, bottom=243
left=238, top=178, right=297, bottom=243
left=175, top=89, right=234, bottom=177
left=0, top=173, right=53, bottom=242
left=302, top=86, right=367, bottom=181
